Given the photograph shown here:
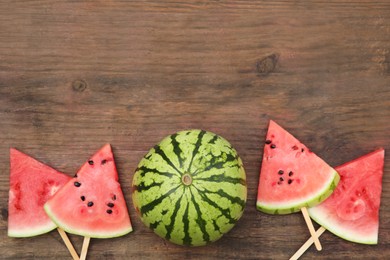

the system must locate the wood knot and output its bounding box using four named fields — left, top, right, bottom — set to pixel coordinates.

left=72, top=80, right=87, bottom=92
left=1, top=208, right=8, bottom=221
left=256, top=53, right=279, bottom=76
